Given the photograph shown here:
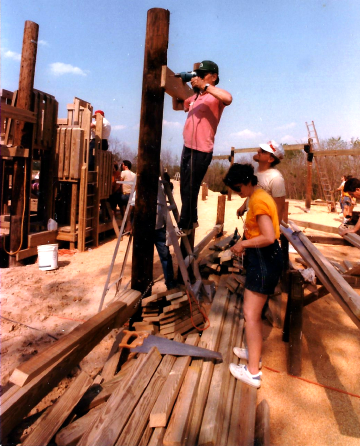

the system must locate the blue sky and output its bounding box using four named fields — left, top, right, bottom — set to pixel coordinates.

left=2, top=0, right=360, bottom=158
